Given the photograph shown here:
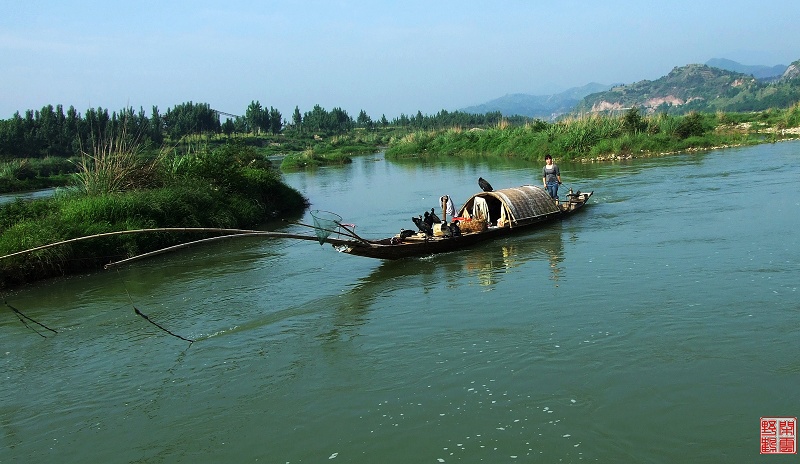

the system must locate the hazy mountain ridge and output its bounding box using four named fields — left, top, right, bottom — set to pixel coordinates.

left=460, top=82, right=614, bottom=120
left=705, top=58, right=787, bottom=80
